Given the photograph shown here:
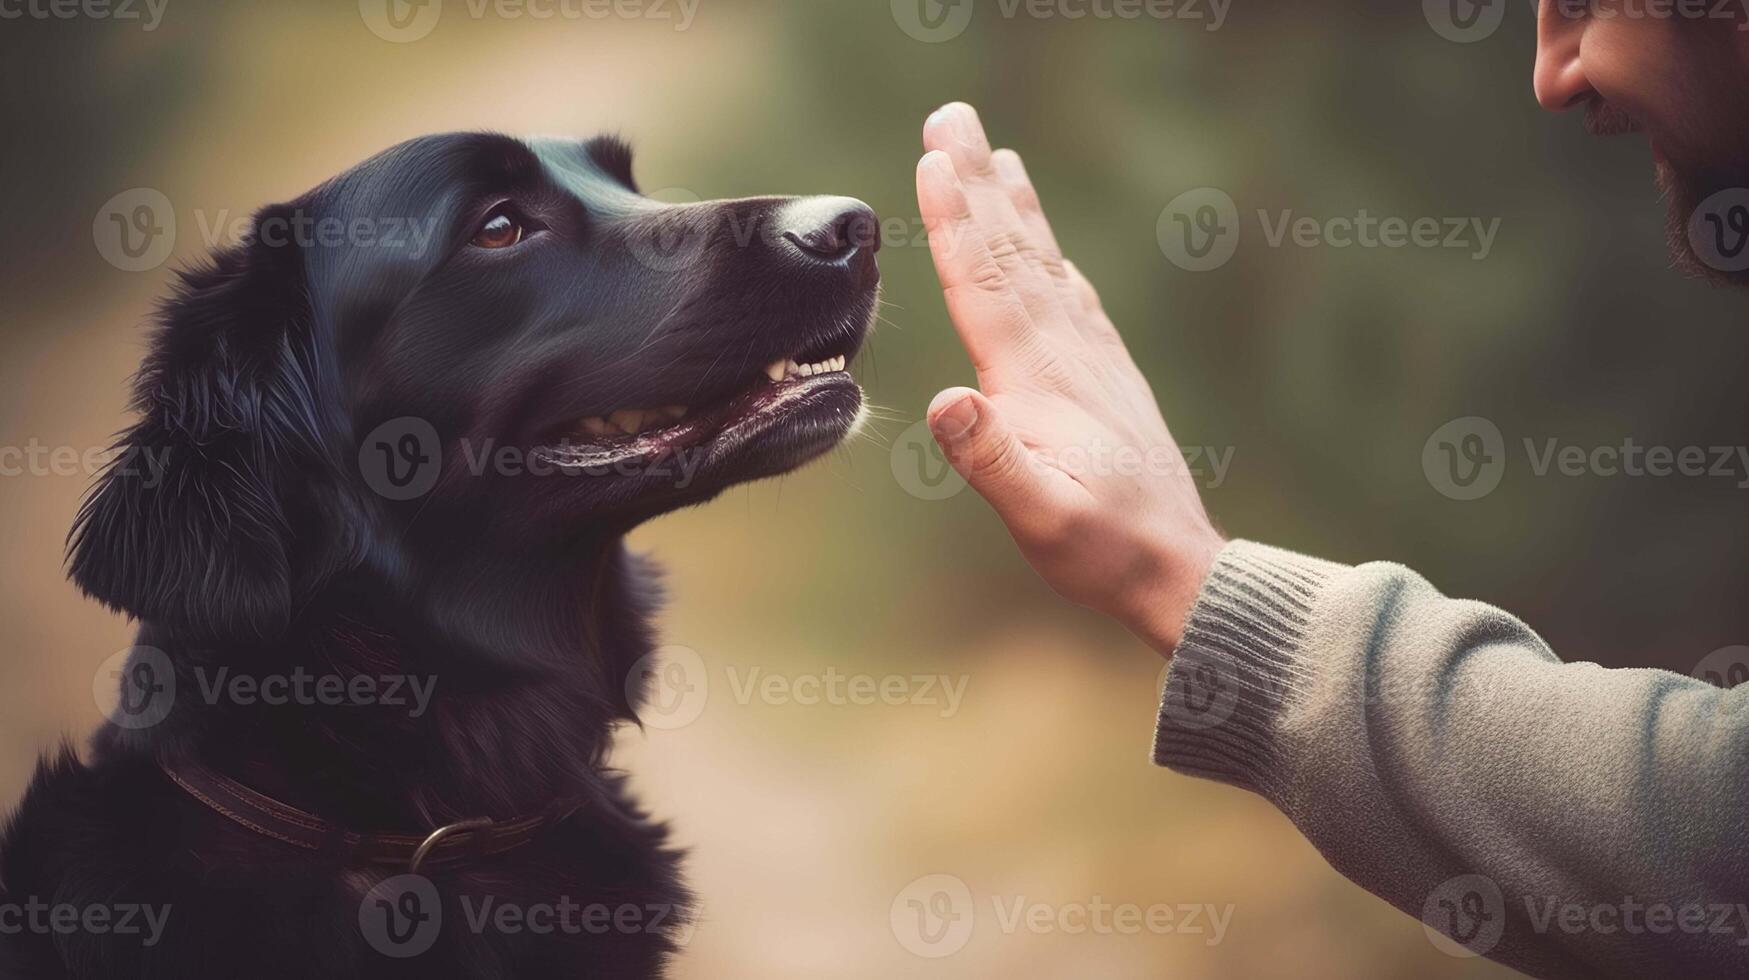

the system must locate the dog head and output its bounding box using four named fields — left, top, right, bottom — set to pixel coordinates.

left=69, top=133, right=880, bottom=643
